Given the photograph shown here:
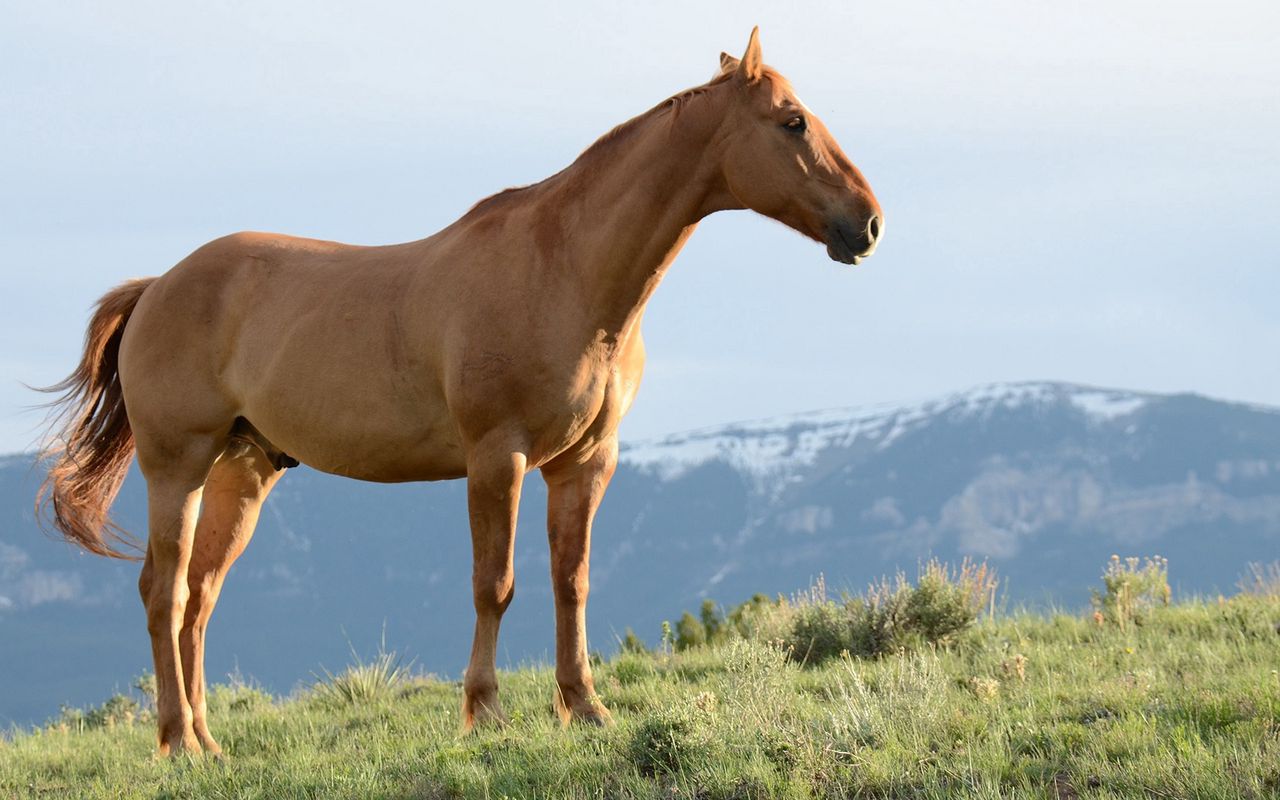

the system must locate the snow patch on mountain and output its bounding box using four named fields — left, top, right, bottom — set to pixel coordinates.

left=620, top=382, right=1152, bottom=482
left=1069, top=390, right=1147, bottom=420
